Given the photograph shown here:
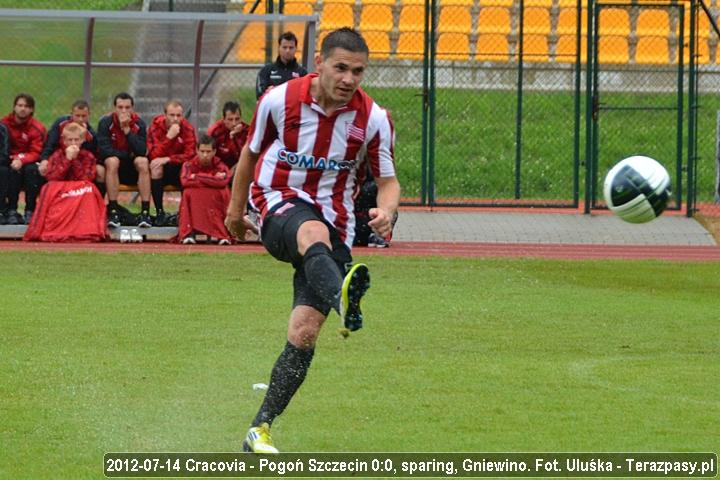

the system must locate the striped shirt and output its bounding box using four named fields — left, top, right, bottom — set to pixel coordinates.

left=248, top=73, right=396, bottom=248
